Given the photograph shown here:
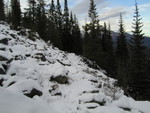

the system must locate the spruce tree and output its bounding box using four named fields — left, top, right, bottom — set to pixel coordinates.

left=83, top=0, right=102, bottom=67
left=55, top=0, right=63, bottom=49
left=0, top=0, right=5, bottom=21
left=128, top=2, right=150, bottom=100
left=49, top=0, right=55, bottom=19
left=83, top=23, right=90, bottom=56
left=36, top=0, right=47, bottom=40
left=102, top=22, right=107, bottom=52
left=116, top=13, right=128, bottom=87
left=56, top=0, right=62, bottom=29
left=5, top=1, right=11, bottom=23
left=101, top=23, right=115, bottom=77
left=62, top=0, right=72, bottom=52
left=71, top=14, right=83, bottom=55
left=28, top=0, right=36, bottom=25
left=106, top=24, right=115, bottom=77
left=11, top=0, right=21, bottom=29
left=47, top=0, right=62, bottom=48
left=88, top=0, right=99, bottom=39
